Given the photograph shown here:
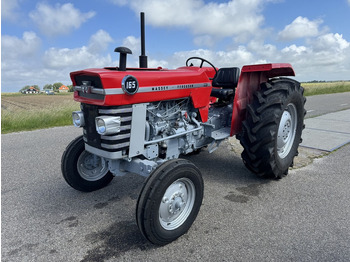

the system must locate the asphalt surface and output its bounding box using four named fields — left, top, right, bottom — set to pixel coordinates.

left=300, top=109, right=350, bottom=151
left=300, top=92, right=350, bottom=151
left=2, top=93, right=350, bottom=262
left=303, top=92, right=350, bottom=118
